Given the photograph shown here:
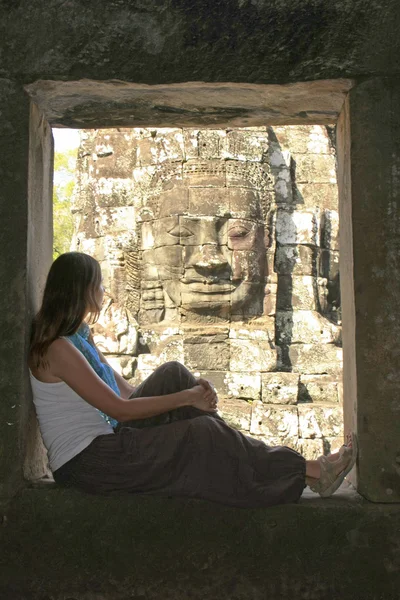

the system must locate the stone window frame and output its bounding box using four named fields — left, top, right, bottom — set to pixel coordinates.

left=23, top=78, right=358, bottom=490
